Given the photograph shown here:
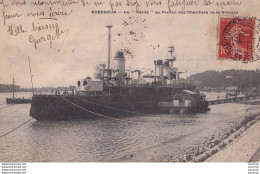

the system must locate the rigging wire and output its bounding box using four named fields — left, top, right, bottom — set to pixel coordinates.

left=0, top=98, right=60, bottom=139
left=97, top=36, right=109, bottom=63
left=0, top=118, right=34, bottom=139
